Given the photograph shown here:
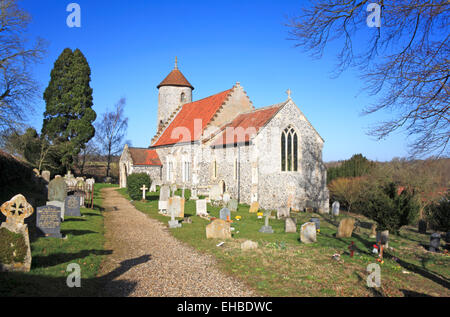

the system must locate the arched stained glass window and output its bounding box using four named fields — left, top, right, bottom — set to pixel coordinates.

left=281, top=126, right=298, bottom=172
